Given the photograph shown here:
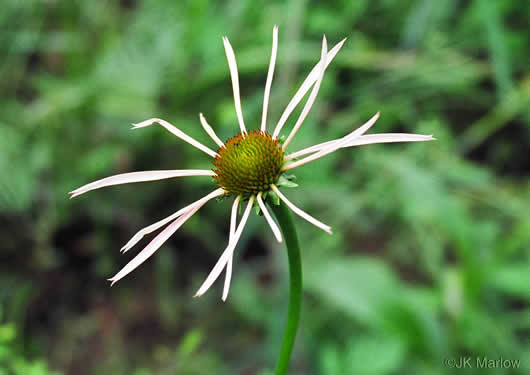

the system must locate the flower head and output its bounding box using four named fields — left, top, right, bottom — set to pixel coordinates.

left=70, top=26, right=434, bottom=301
left=213, top=130, right=284, bottom=197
